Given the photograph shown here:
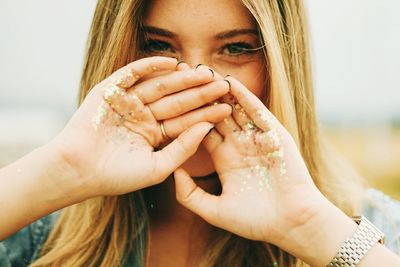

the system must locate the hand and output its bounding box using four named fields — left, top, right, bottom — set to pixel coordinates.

left=173, top=75, right=327, bottom=249
left=50, top=56, right=232, bottom=197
